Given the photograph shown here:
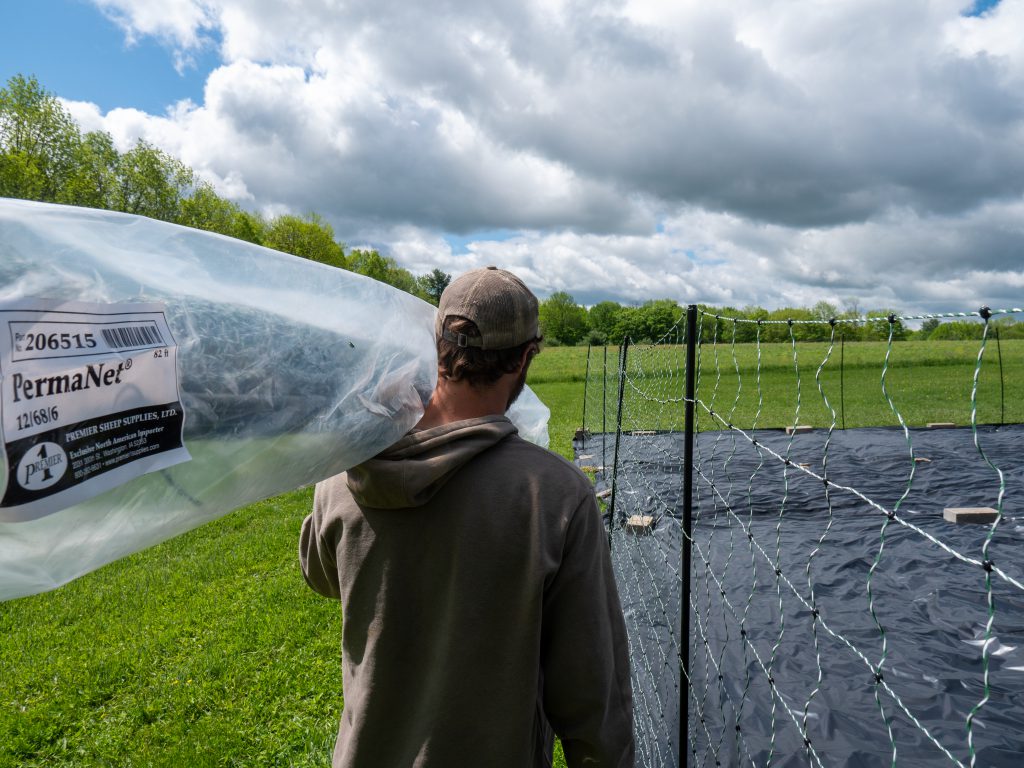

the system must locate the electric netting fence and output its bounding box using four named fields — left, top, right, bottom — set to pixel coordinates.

left=574, top=306, right=1024, bottom=767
